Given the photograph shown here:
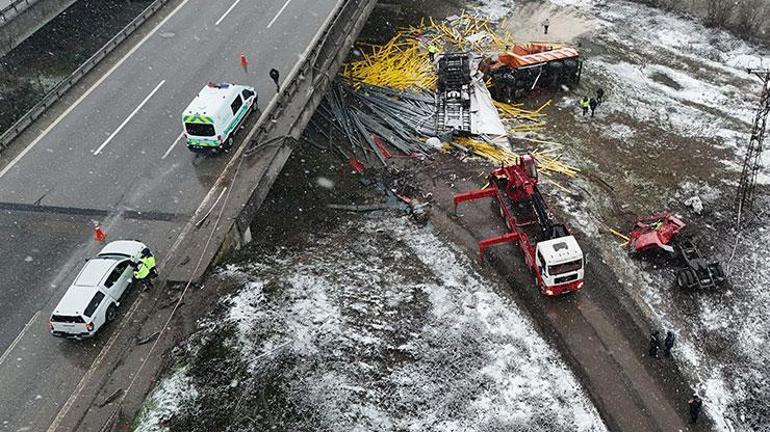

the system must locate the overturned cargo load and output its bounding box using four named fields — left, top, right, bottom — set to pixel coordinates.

left=480, top=44, right=582, bottom=102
